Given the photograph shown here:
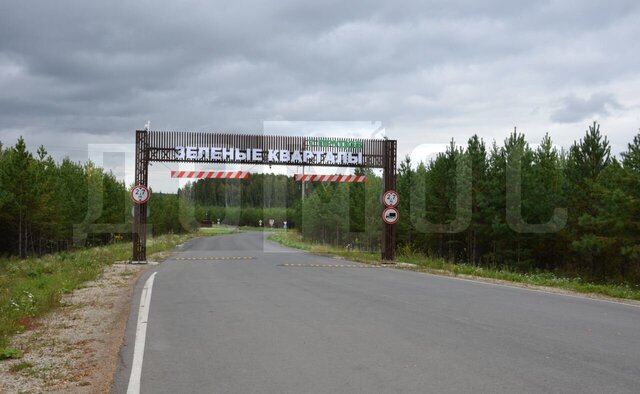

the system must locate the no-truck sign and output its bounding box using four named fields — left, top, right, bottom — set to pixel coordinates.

left=130, top=184, right=150, bottom=204
left=382, top=207, right=399, bottom=225
left=382, top=190, right=400, bottom=208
